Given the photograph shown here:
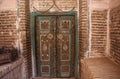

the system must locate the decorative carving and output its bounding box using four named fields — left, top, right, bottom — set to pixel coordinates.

left=31, top=0, right=54, bottom=12
left=37, top=16, right=74, bottom=77
left=43, top=44, right=48, bottom=51
left=61, top=20, right=70, bottom=30
left=47, top=33, right=53, bottom=39
left=41, top=65, right=50, bottom=76
left=31, top=0, right=76, bottom=12
left=63, top=44, right=68, bottom=51
left=55, top=0, right=76, bottom=11
left=40, top=35, right=50, bottom=61
left=40, top=20, right=50, bottom=30
left=61, top=65, right=70, bottom=73
left=57, top=34, right=63, bottom=40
